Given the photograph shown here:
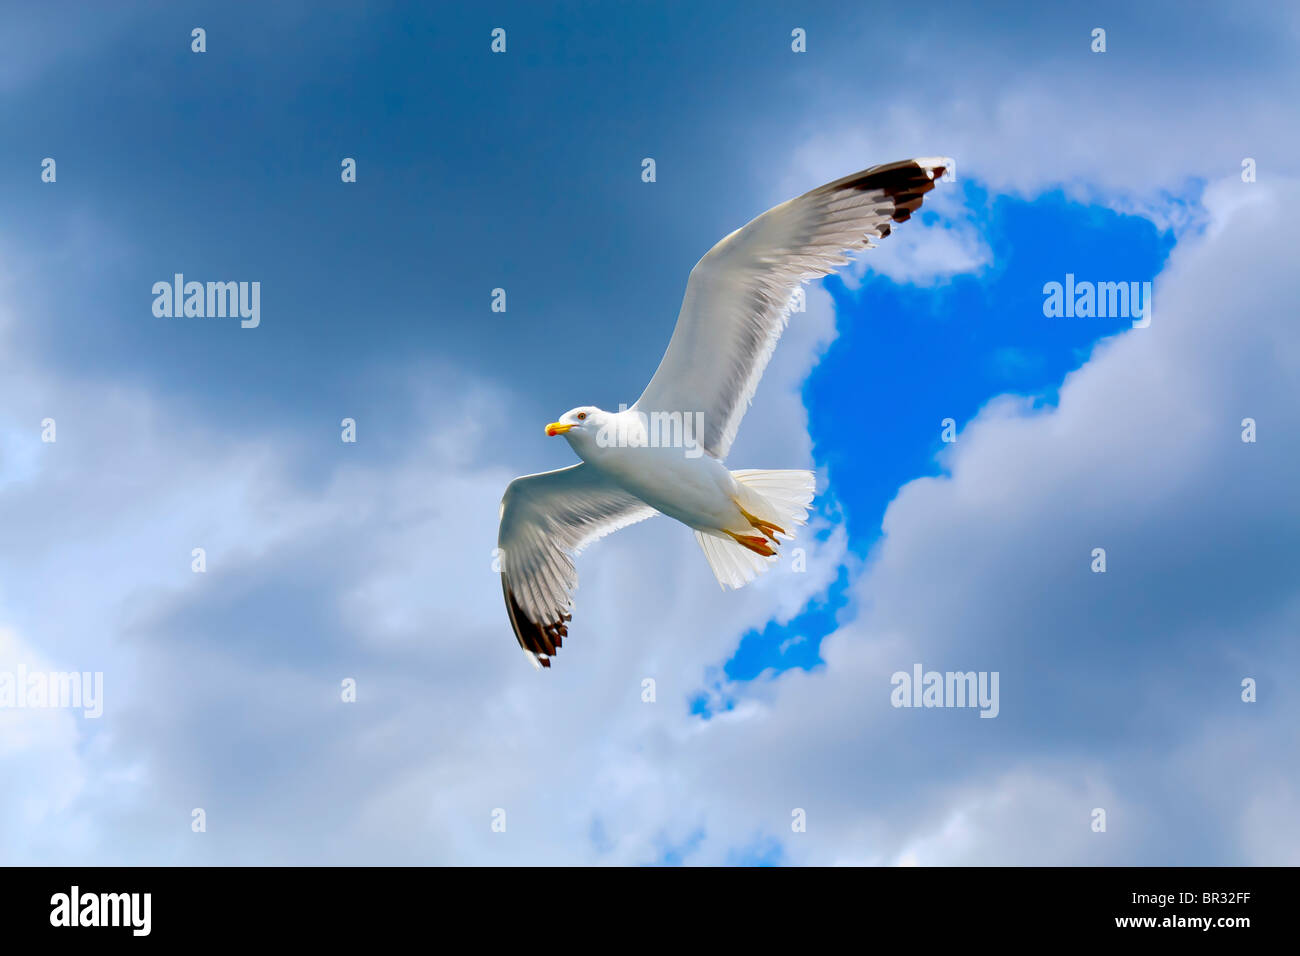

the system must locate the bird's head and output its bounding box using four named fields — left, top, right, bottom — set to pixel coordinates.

left=545, top=405, right=607, bottom=440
